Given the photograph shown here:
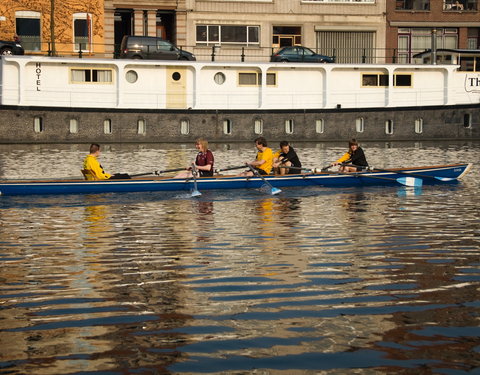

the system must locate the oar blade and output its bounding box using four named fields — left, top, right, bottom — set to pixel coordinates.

left=191, top=189, right=202, bottom=197
left=435, top=176, right=456, bottom=182
left=397, top=176, right=423, bottom=187
left=270, top=186, right=282, bottom=195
